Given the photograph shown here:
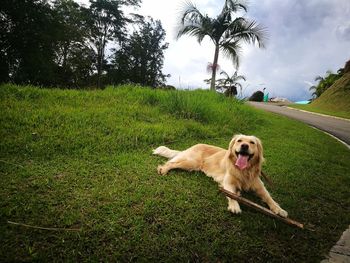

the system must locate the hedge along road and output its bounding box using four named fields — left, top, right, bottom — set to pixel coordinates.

left=248, top=102, right=350, bottom=147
